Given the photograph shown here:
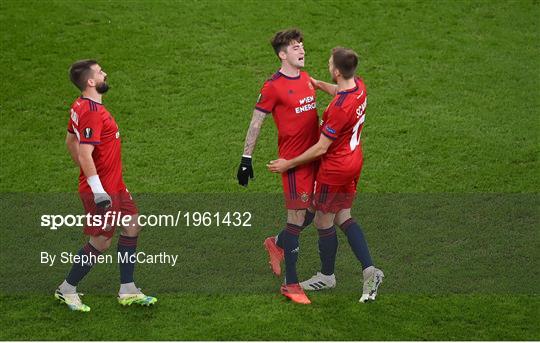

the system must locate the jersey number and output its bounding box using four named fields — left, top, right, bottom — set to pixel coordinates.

left=350, top=99, right=367, bottom=150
